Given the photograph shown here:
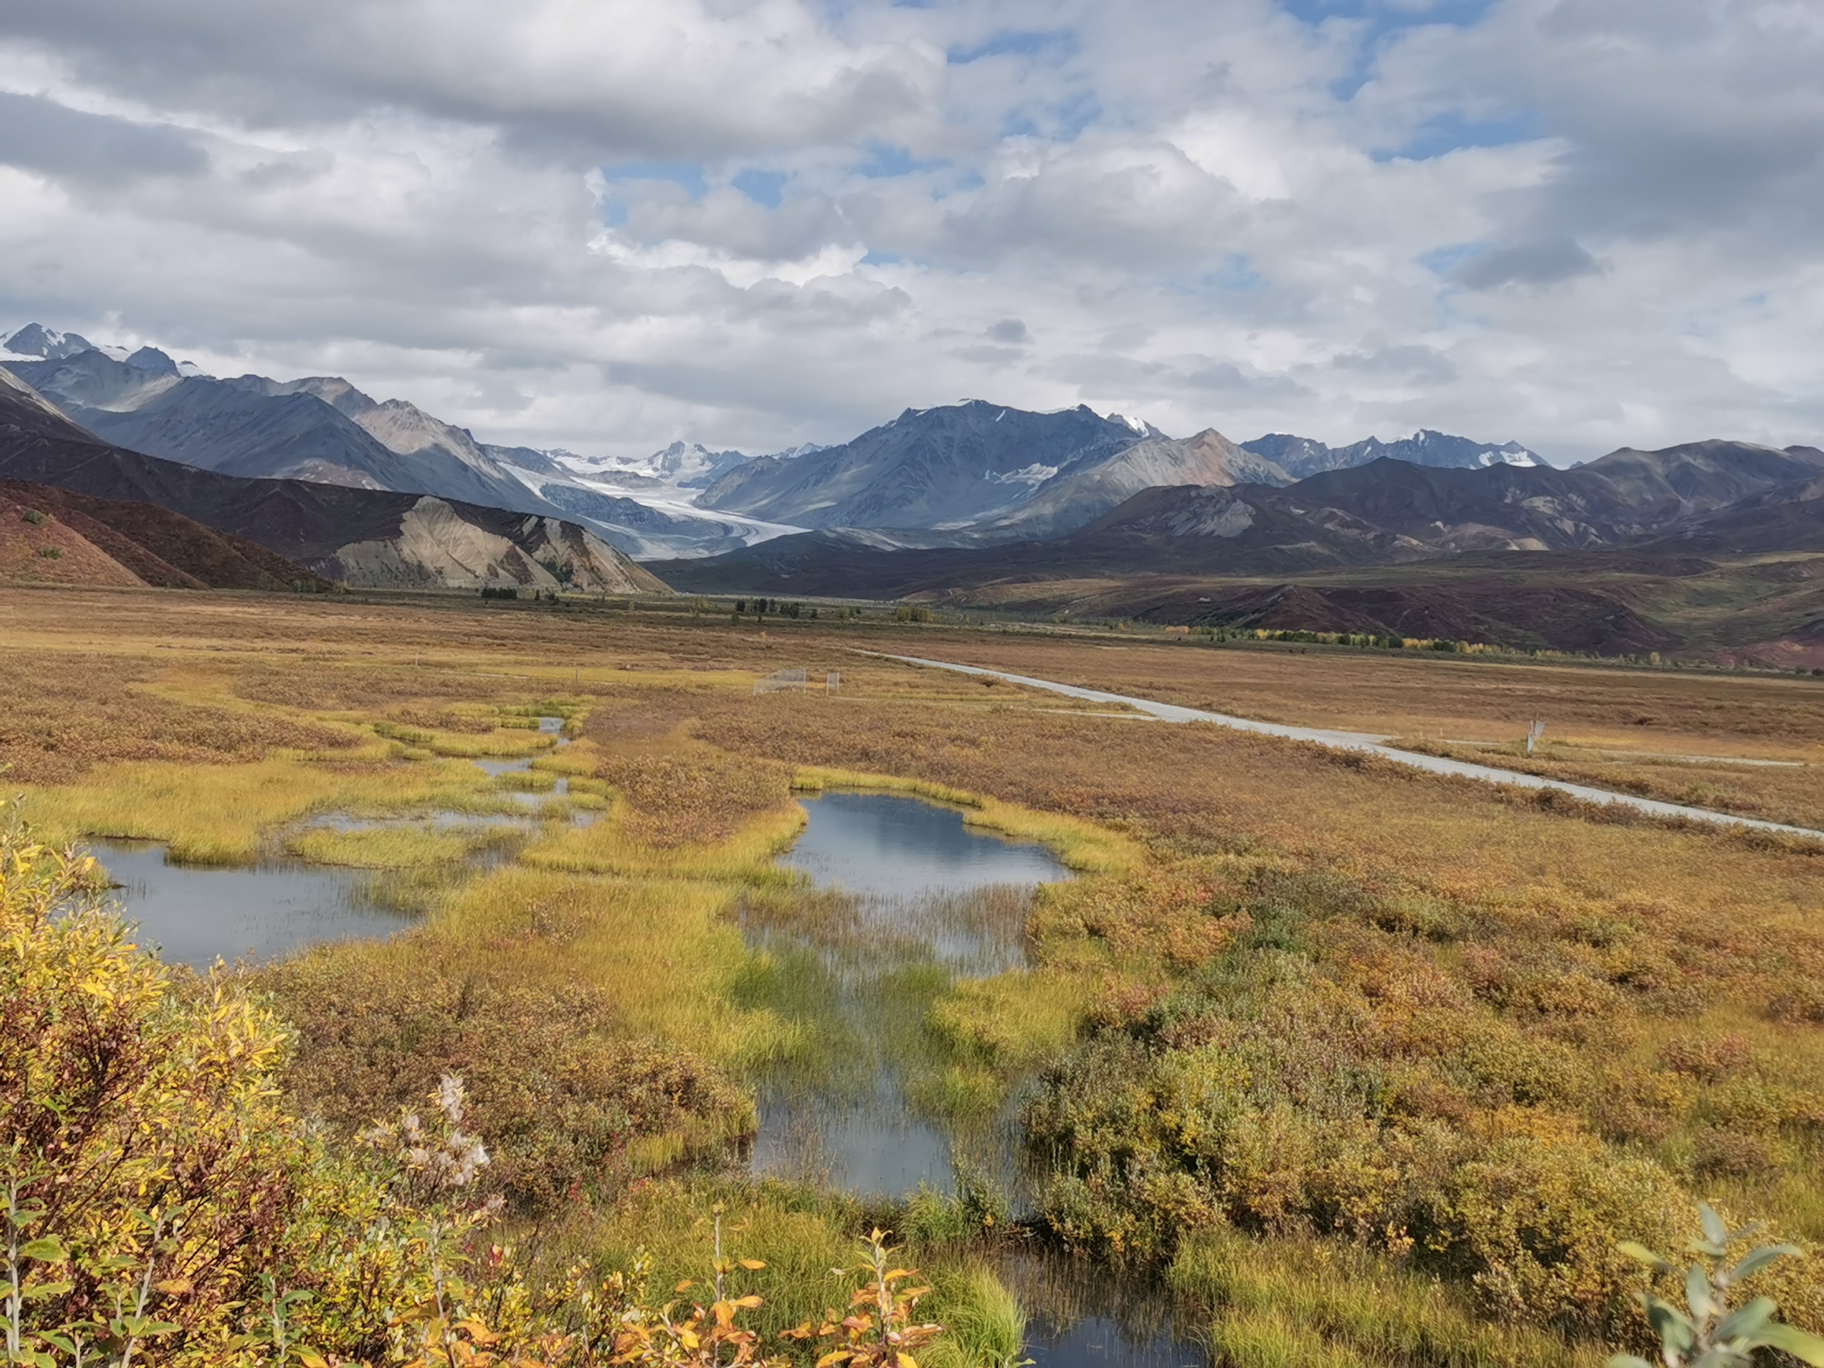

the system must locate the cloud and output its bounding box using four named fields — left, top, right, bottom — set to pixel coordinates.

left=1450, top=237, right=1599, bottom=288
left=0, top=0, right=1820, bottom=464
left=0, top=92, right=207, bottom=183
